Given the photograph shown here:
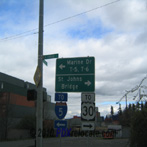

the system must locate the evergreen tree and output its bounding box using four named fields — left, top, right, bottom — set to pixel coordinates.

left=141, top=102, right=144, bottom=111
left=144, top=101, right=147, bottom=109
left=111, top=106, right=114, bottom=116
left=136, top=102, right=140, bottom=111
left=128, top=103, right=132, bottom=110
left=118, top=104, right=122, bottom=115
left=132, top=104, right=136, bottom=111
